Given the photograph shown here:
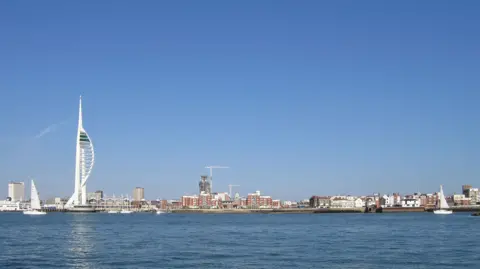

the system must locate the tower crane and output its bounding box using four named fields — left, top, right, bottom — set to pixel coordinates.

left=228, top=184, right=240, bottom=199
left=205, top=165, right=229, bottom=193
